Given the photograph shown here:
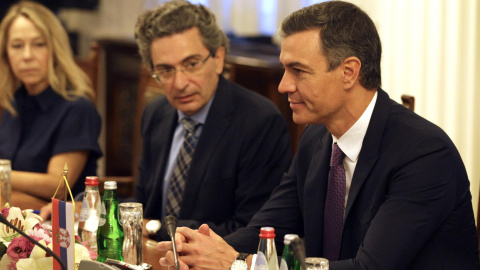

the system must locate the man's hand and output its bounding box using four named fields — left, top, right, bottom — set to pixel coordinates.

left=157, top=228, right=189, bottom=270
left=157, top=224, right=239, bottom=270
